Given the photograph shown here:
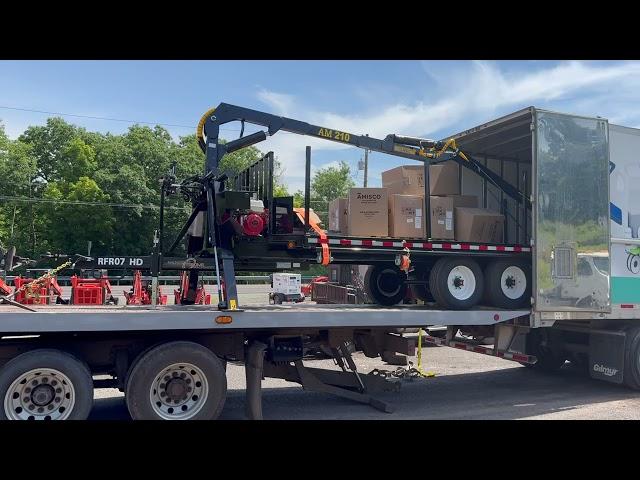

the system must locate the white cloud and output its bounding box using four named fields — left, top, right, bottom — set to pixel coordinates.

left=256, top=88, right=296, bottom=117
left=257, top=61, right=640, bottom=191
